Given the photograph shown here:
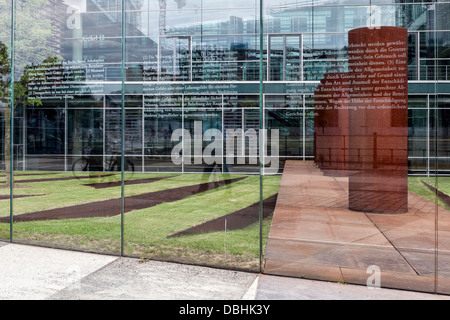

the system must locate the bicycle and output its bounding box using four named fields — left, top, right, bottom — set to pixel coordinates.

left=72, top=147, right=135, bottom=181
